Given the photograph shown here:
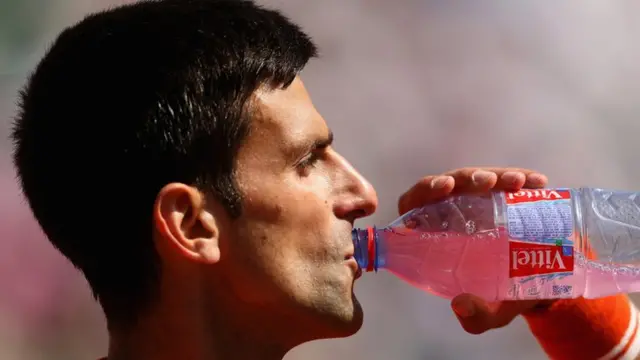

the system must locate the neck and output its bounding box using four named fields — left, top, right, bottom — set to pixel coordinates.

left=106, top=278, right=294, bottom=360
